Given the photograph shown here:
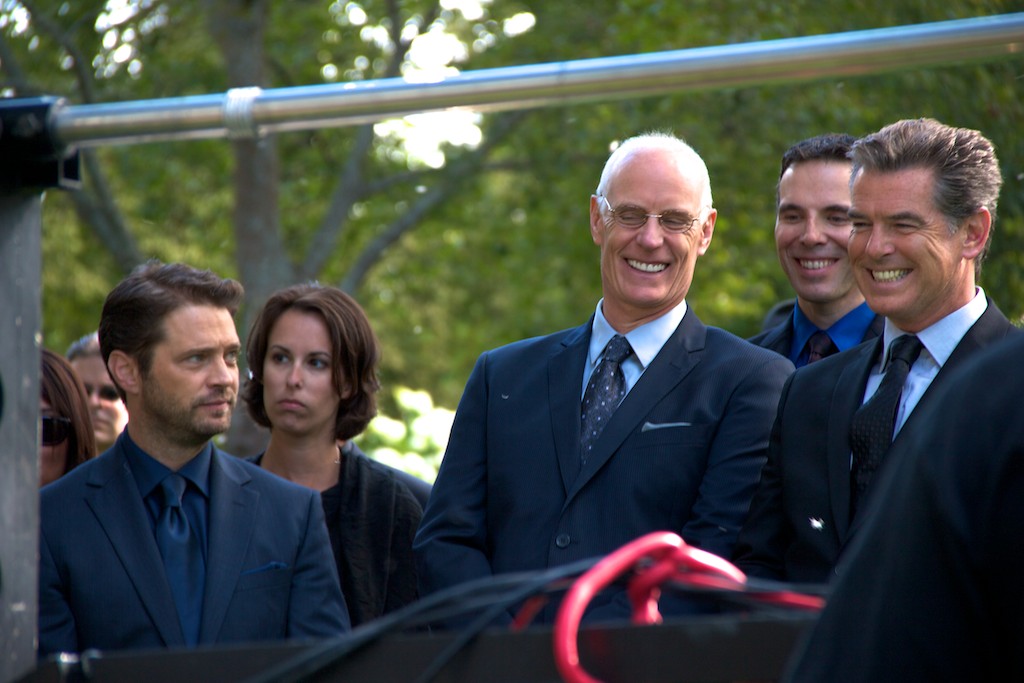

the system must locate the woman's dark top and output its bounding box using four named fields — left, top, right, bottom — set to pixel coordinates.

left=250, top=443, right=425, bottom=627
